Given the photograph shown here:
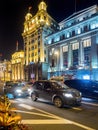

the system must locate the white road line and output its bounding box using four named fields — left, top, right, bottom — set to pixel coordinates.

left=11, top=98, right=98, bottom=107
left=19, top=104, right=35, bottom=110
left=10, top=100, right=18, bottom=103
left=15, top=108, right=95, bottom=130
left=10, top=100, right=96, bottom=130
left=21, top=119, right=72, bottom=124
left=21, top=119, right=95, bottom=130
left=72, top=107, right=82, bottom=111
left=14, top=110, right=59, bottom=119
left=82, top=101, right=98, bottom=107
